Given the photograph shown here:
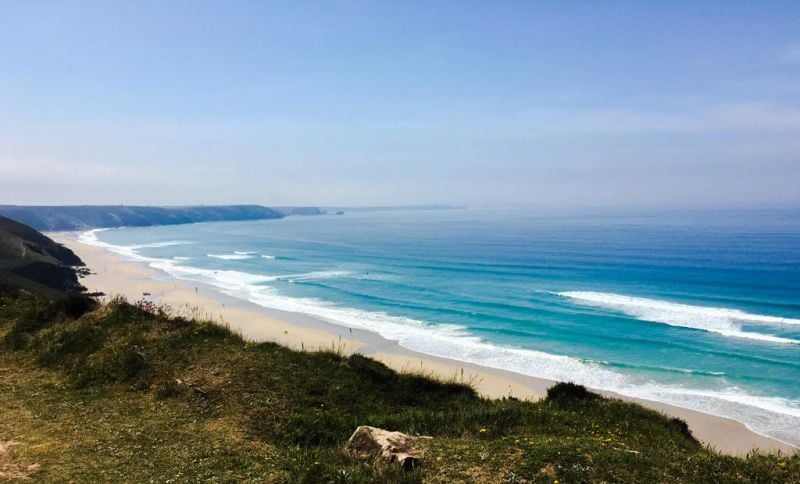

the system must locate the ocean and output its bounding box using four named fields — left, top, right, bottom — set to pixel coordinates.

left=80, top=207, right=800, bottom=446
